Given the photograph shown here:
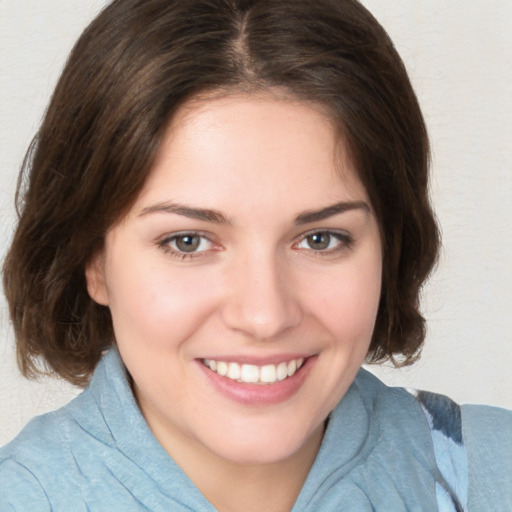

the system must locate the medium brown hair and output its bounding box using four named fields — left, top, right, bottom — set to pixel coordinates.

left=3, top=0, right=439, bottom=386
